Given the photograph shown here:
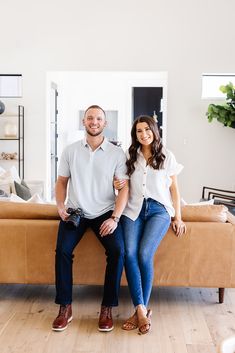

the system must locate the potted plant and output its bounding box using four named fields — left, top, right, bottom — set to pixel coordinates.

left=206, top=82, right=235, bottom=128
